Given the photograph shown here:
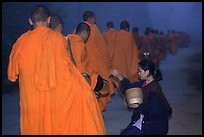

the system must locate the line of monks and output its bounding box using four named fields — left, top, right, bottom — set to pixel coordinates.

left=131, top=27, right=191, bottom=68
left=7, top=5, right=191, bottom=135
left=51, top=13, right=140, bottom=113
